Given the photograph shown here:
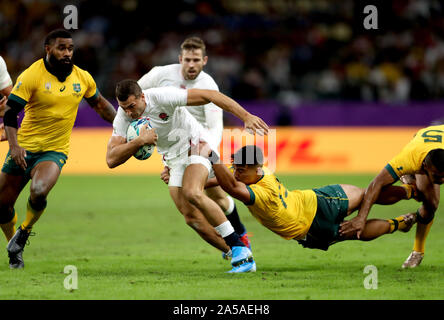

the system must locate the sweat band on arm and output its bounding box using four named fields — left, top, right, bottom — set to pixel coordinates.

left=85, top=89, right=100, bottom=106
left=3, top=107, right=20, bottom=128
left=3, top=94, right=26, bottom=128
